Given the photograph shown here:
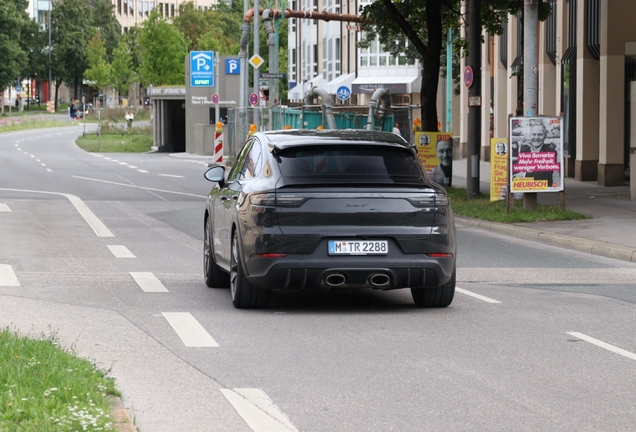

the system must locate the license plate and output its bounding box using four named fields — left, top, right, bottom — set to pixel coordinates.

left=328, top=240, right=388, bottom=255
